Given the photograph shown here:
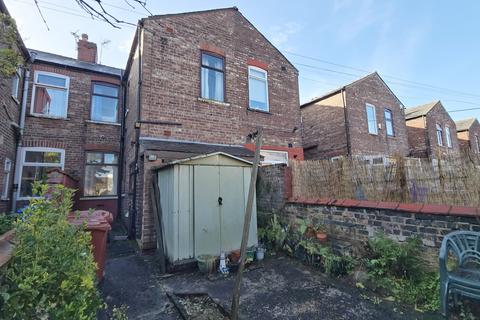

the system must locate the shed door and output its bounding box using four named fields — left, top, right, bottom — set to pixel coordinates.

left=193, top=166, right=221, bottom=256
